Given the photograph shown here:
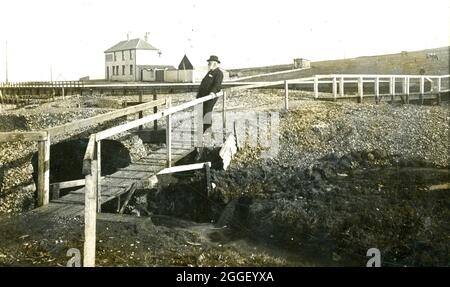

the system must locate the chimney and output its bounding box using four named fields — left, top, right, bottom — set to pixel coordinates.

left=144, top=32, right=149, bottom=42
